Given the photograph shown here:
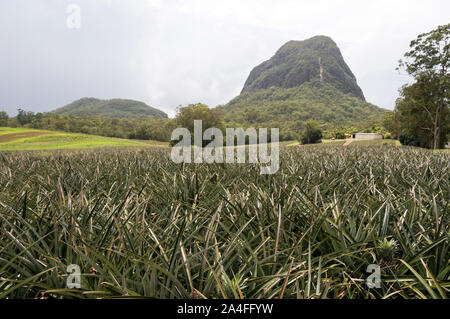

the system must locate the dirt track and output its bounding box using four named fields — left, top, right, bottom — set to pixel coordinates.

left=0, top=131, right=51, bottom=143
left=343, top=140, right=353, bottom=146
